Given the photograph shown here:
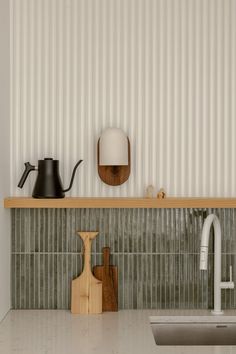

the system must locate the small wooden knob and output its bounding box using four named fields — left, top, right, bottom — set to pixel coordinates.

left=157, top=188, right=166, bottom=199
